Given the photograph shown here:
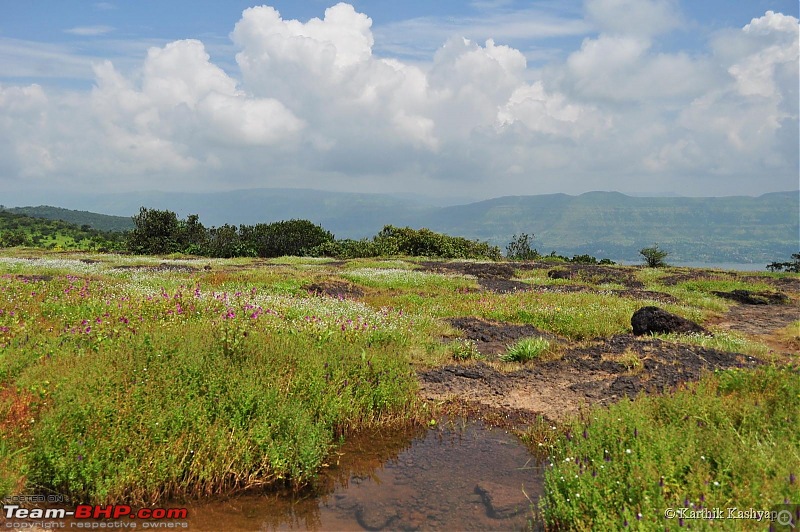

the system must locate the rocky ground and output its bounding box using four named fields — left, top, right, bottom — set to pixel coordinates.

left=416, top=261, right=799, bottom=424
